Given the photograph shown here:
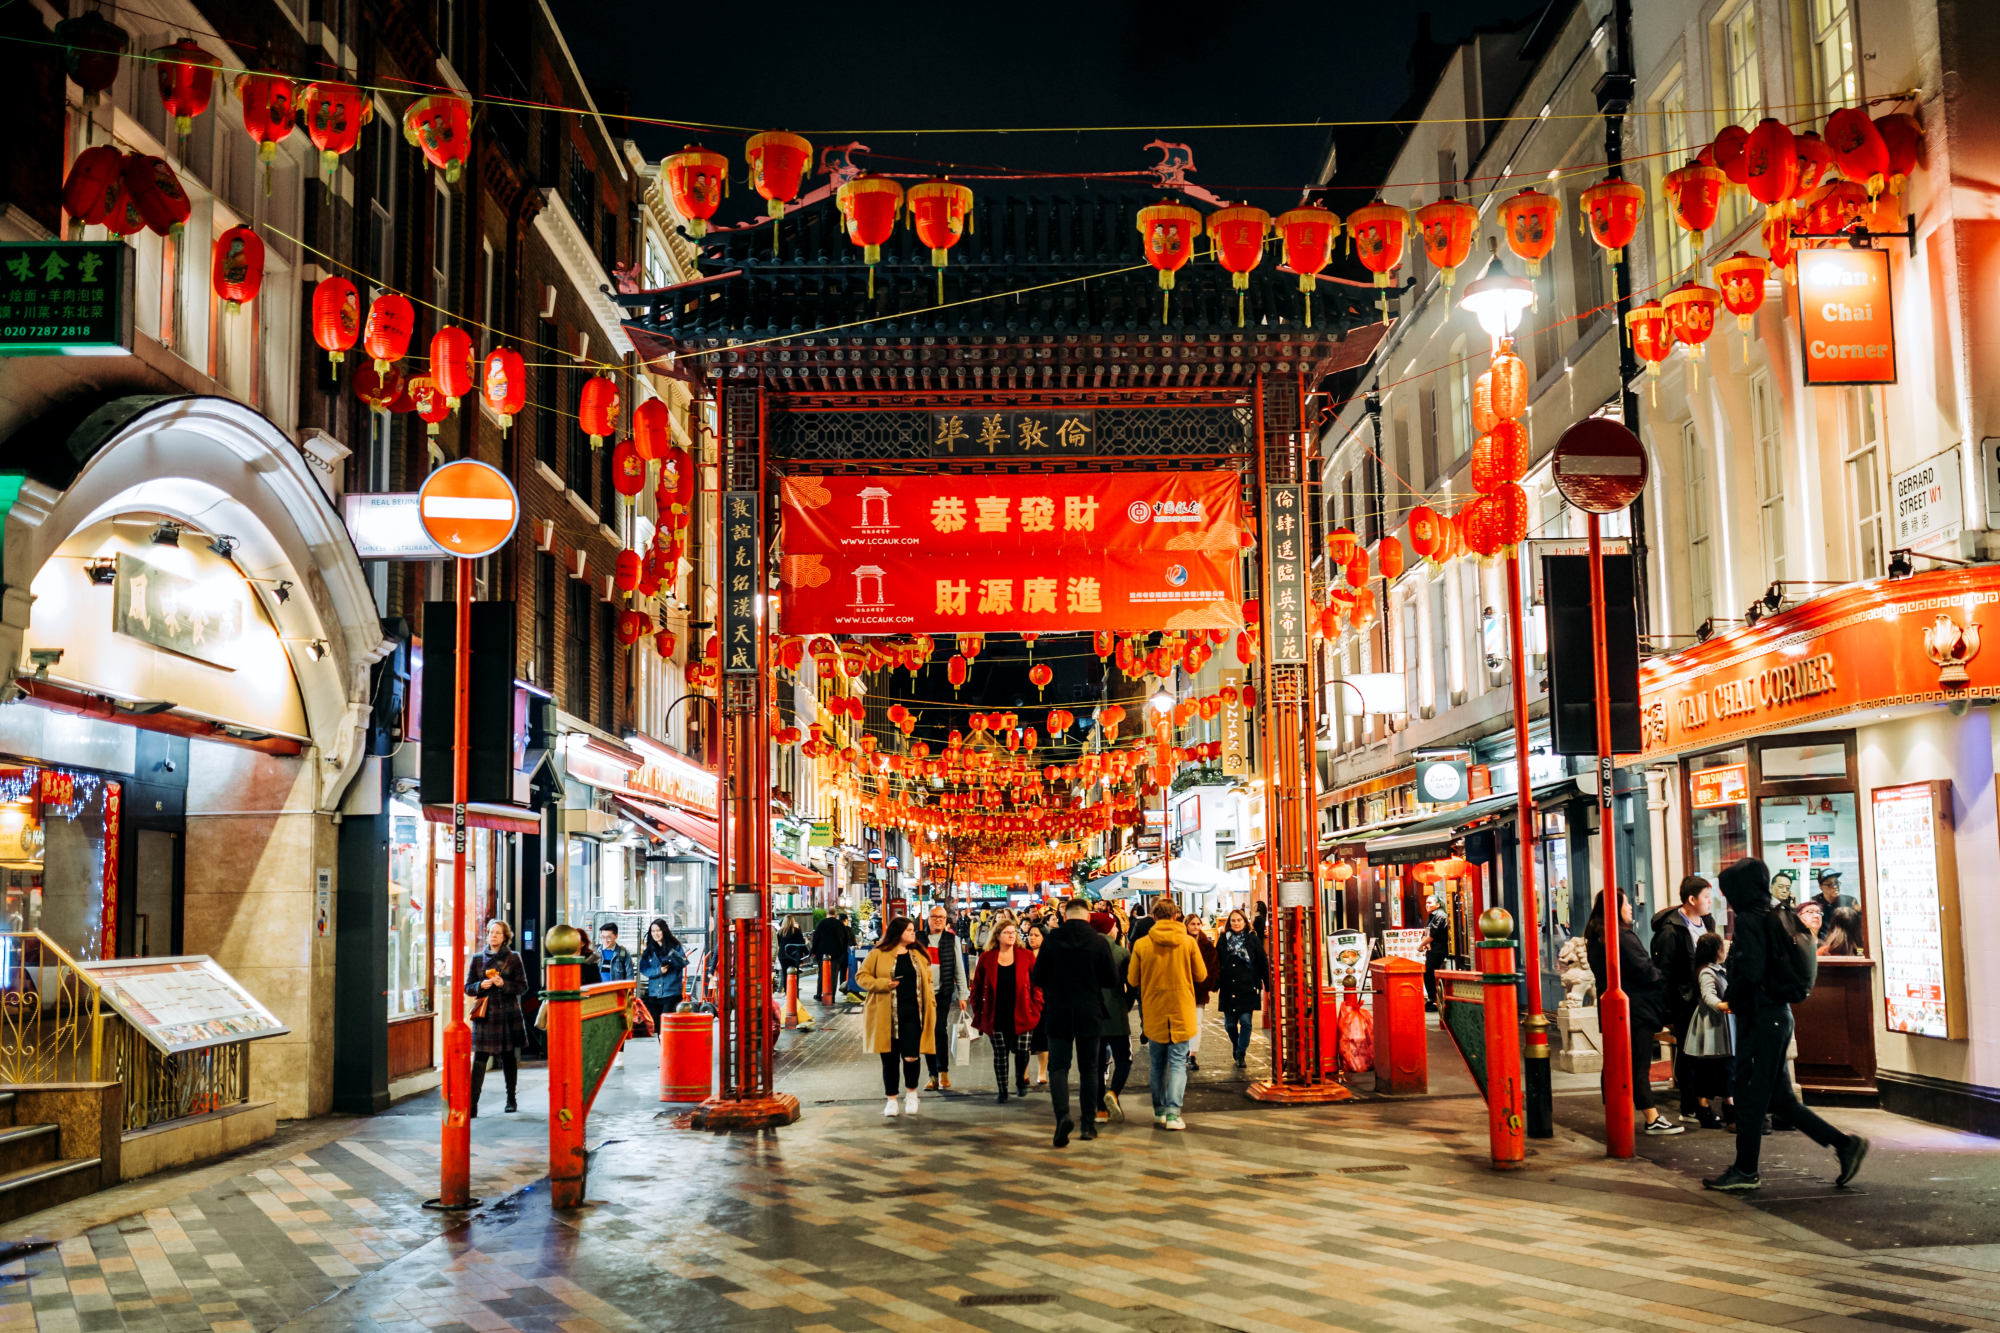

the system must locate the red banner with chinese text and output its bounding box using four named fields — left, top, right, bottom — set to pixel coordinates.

left=778, top=472, right=1246, bottom=632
